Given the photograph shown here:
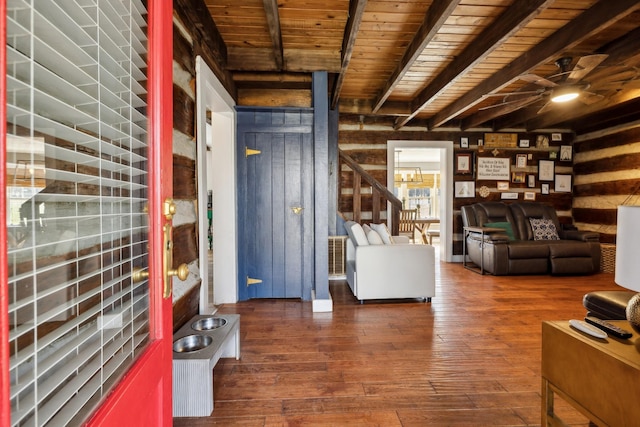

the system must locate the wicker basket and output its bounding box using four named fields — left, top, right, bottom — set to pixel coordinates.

left=600, top=243, right=616, bottom=273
